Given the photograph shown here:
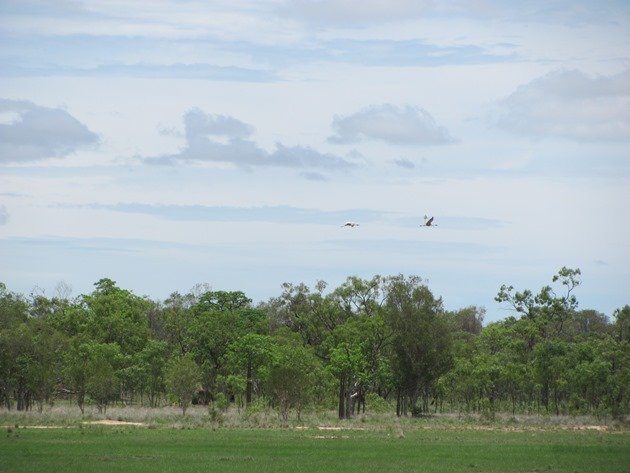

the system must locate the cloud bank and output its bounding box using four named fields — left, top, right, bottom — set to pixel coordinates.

left=393, top=158, right=415, bottom=169
left=329, top=104, right=455, bottom=146
left=494, top=69, right=630, bottom=141
left=75, top=203, right=391, bottom=225
left=0, top=99, right=99, bottom=163
left=0, top=205, right=8, bottom=225
left=280, top=0, right=629, bottom=26
left=147, top=108, right=354, bottom=170
left=1, top=63, right=276, bottom=82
